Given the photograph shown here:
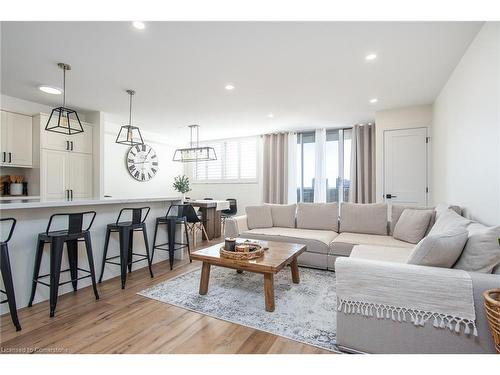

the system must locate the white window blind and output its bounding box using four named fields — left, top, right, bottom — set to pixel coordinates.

left=192, top=137, right=258, bottom=183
